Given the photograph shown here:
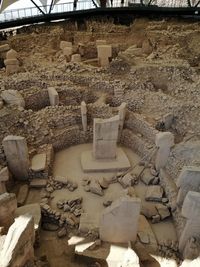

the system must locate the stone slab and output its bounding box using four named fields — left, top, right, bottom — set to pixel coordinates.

left=99, top=197, right=141, bottom=243
left=31, top=153, right=46, bottom=172
left=17, top=184, right=29, bottom=206
left=81, top=148, right=131, bottom=173
left=15, top=203, right=41, bottom=231
left=29, top=179, right=47, bottom=188
left=0, top=167, right=9, bottom=182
